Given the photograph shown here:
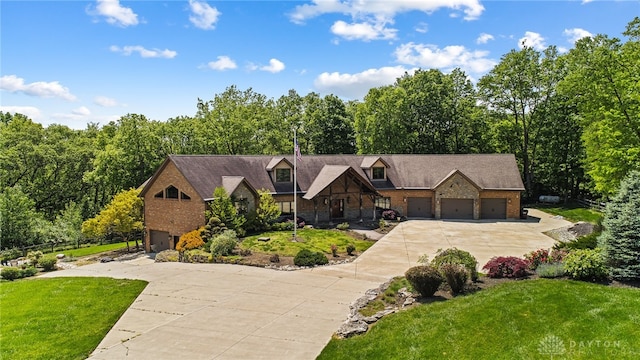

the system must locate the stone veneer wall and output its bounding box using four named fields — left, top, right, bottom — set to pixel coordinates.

left=143, top=161, right=206, bottom=252
left=434, top=173, right=480, bottom=219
